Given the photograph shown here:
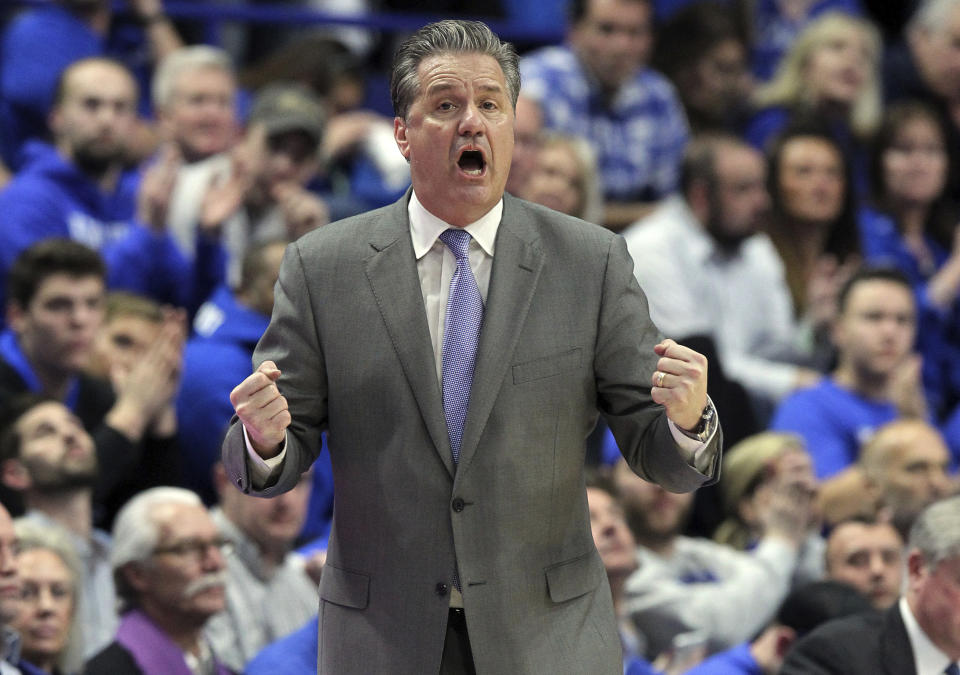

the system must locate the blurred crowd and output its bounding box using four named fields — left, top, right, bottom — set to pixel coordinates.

left=1, top=0, right=960, bottom=673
